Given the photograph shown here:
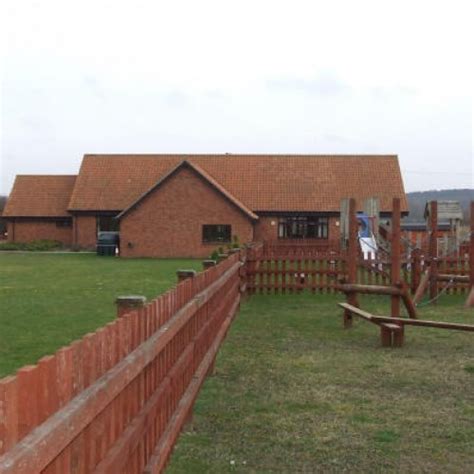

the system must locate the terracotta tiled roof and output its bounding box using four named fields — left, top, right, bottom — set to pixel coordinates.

left=68, top=154, right=407, bottom=213
left=117, top=160, right=258, bottom=220
left=3, top=175, right=76, bottom=217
